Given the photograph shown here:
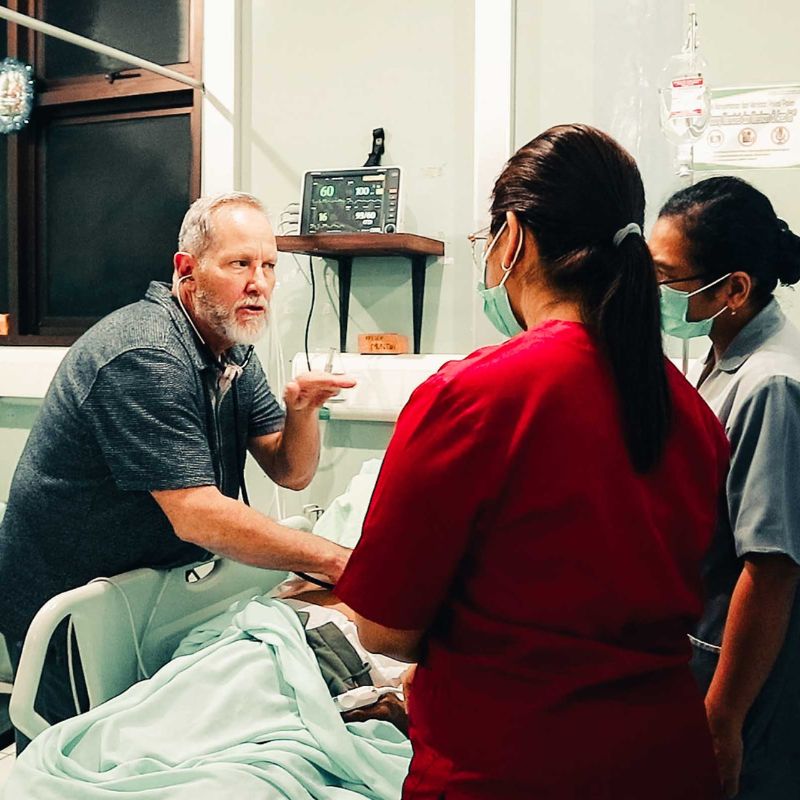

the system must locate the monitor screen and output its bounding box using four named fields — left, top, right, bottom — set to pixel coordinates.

left=300, top=167, right=401, bottom=234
